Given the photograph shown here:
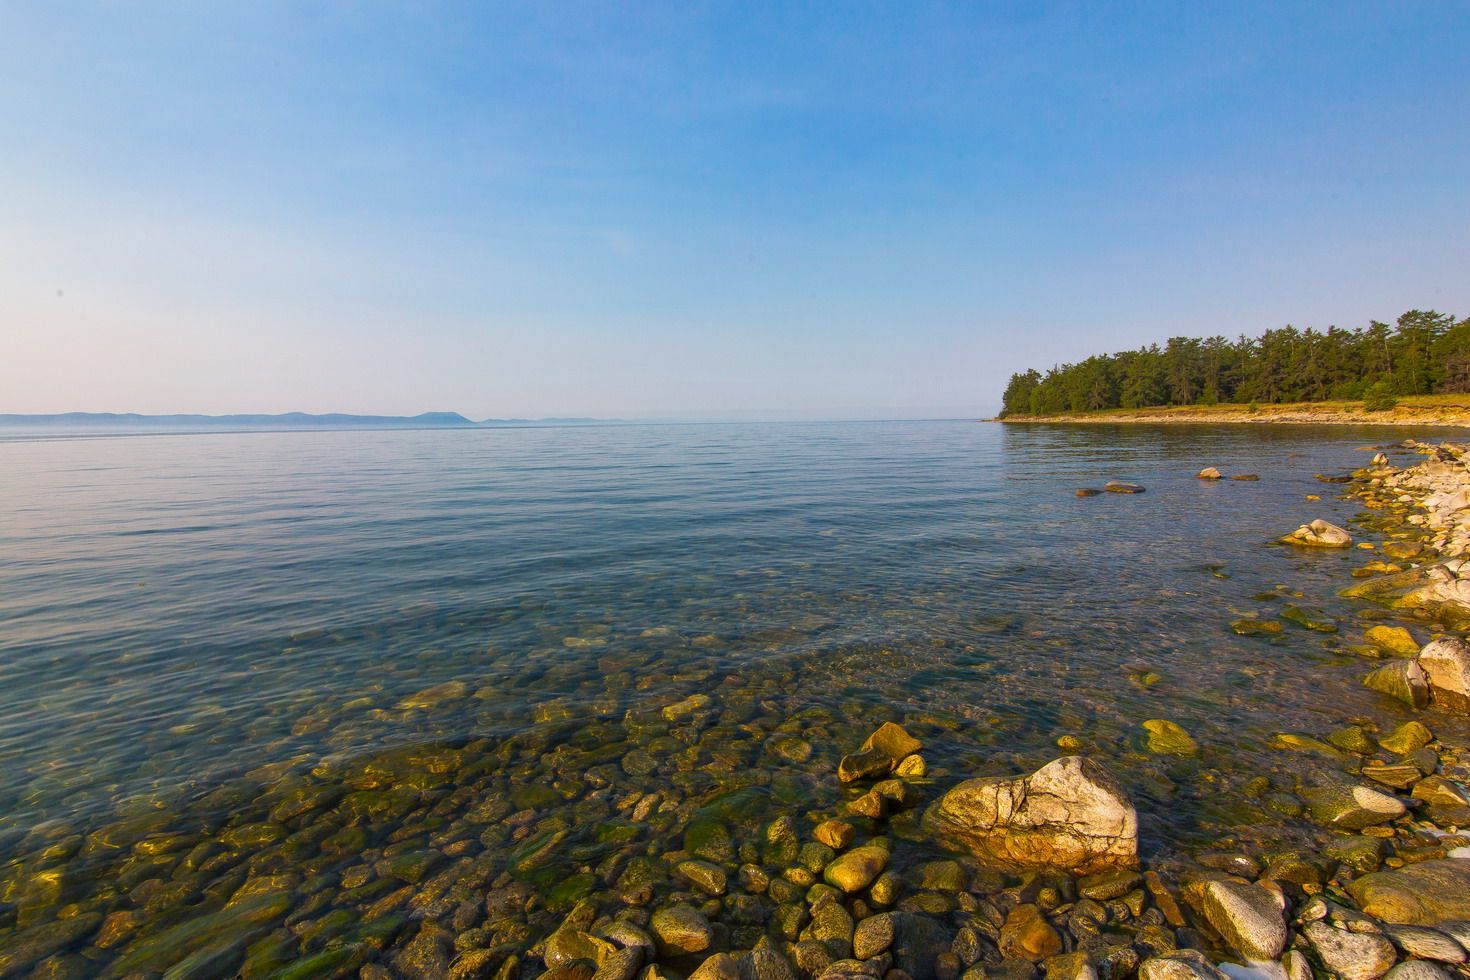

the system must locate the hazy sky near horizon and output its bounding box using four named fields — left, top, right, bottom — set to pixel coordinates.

left=3, top=3, right=1468, bottom=419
